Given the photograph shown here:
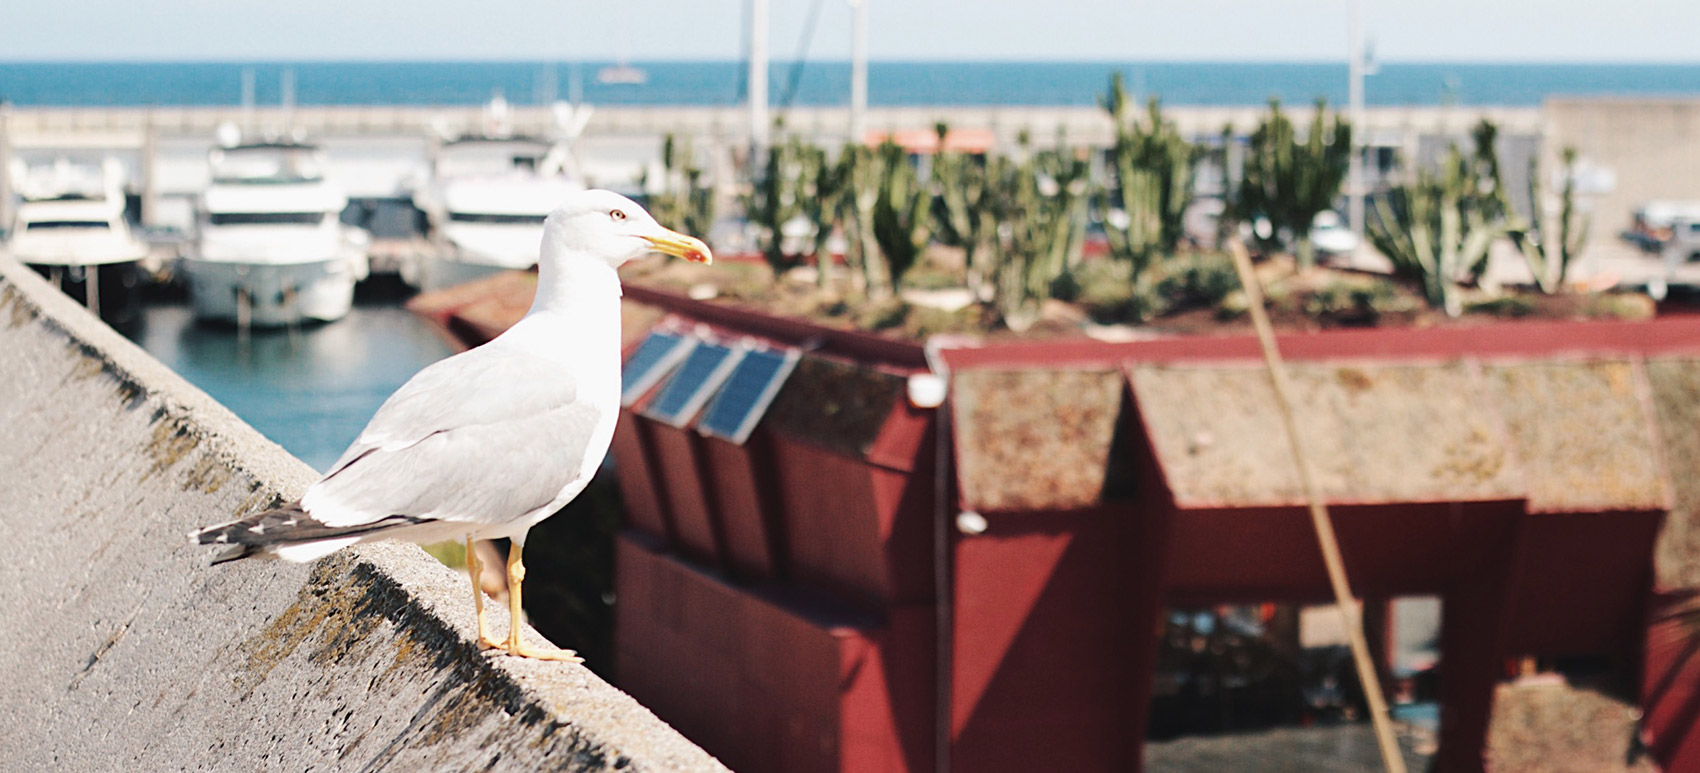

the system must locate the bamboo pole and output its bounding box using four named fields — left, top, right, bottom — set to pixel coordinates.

left=1226, top=242, right=1407, bottom=773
